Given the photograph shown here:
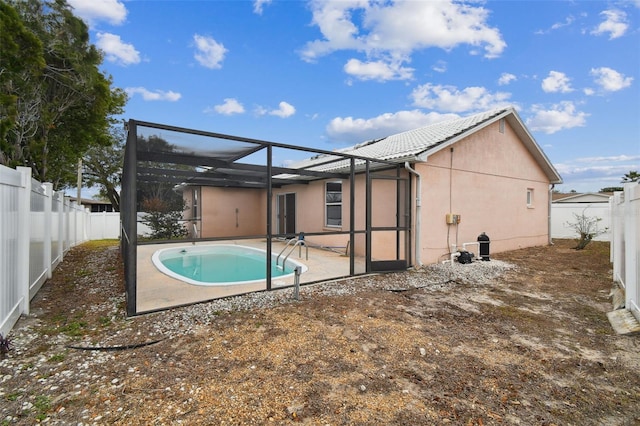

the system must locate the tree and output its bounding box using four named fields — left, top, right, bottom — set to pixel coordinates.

left=565, top=208, right=608, bottom=250
left=0, top=2, right=45, bottom=162
left=83, top=125, right=125, bottom=211
left=2, top=0, right=126, bottom=189
left=599, top=187, right=623, bottom=193
left=140, top=197, right=189, bottom=240
left=135, top=134, right=195, bottom=211
left=621, top=171, right=639, bottom=183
